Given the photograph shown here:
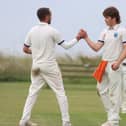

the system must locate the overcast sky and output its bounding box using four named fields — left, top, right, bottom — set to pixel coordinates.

left=0, top=0, right=126, bottom=57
